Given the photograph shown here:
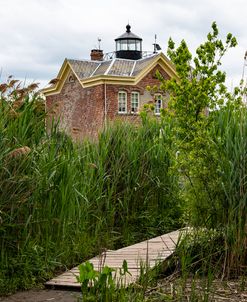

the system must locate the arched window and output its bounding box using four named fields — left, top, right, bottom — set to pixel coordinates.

left=131, top=92, right=139, bottom=113
left=118, top=91, right=127, bottom=113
